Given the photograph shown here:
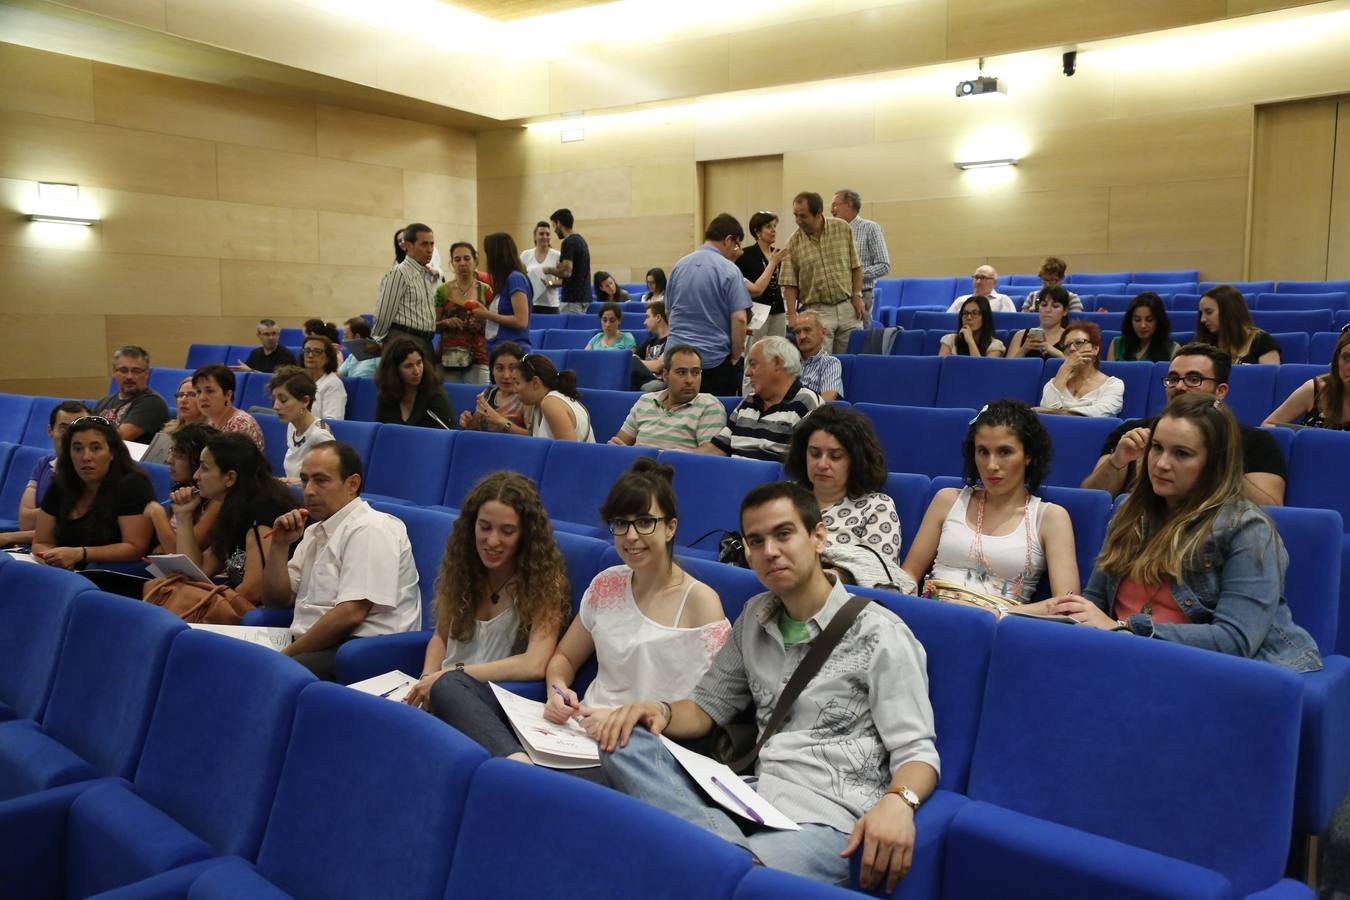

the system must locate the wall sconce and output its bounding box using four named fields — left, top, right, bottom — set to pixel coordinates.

left=954, top=158, right=1019, bottom=170
left=559, top=127, right=585, bottom=143
left=28, top=213, right=101, bottom=226
left=28, top=182, right=100, bottom=226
